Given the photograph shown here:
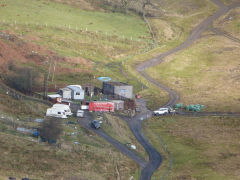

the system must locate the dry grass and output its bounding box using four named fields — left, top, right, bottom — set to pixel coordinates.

left=145, top=116, right=240, bottom=180
left=0, top=87, right=140, bottom=179
left=0, top=91, right=48, bottom=118
left=122, top=0, right=217, bottom=109
left=147, top=34, right=240, bottom=112
left=0, top=124, right=139, bottom=180
left=214, top=7, right=240, bottom=39
left=101, top=113, right=148, bottom=160
left=219, top=0, right=240, bottom=5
